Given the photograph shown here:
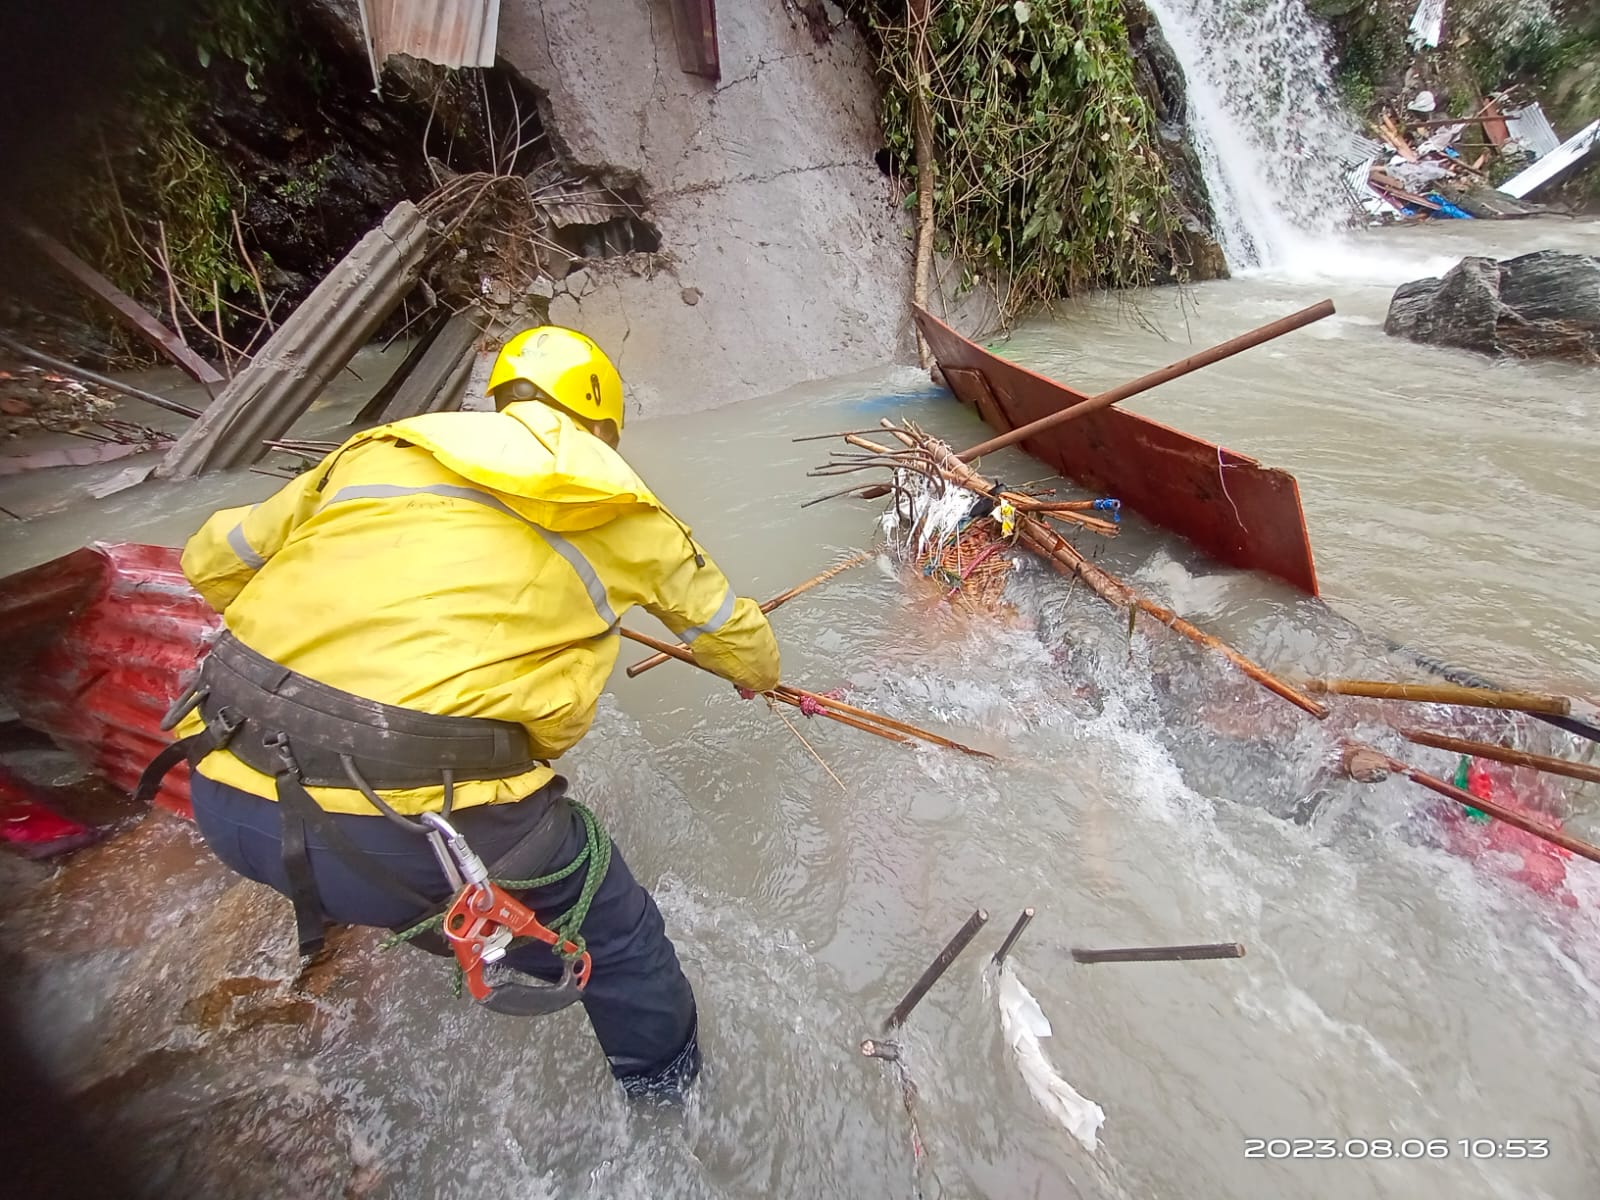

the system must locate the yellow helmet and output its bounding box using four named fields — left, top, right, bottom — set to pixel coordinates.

left=487, top=325, right=625, bottom=436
